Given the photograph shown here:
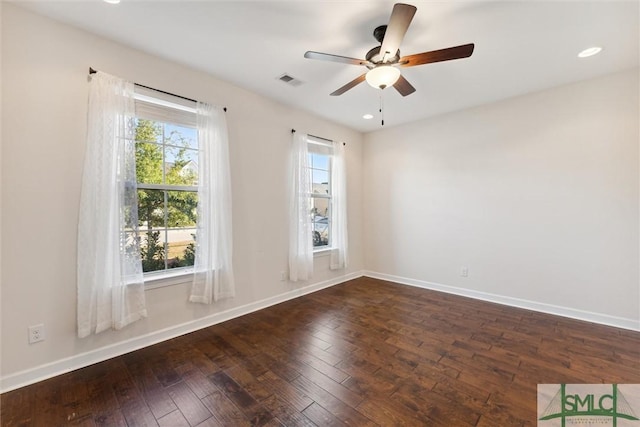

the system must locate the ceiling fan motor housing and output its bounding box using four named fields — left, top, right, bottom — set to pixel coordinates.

left=366, top=46, right=400, bottom=64
left=369, top=25, right=401, bottom=64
